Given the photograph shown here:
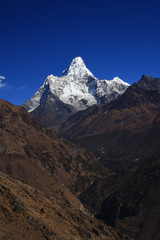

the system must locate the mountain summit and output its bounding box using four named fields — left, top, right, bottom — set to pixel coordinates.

left=22, top=57, right=129, bottom=129
left=137, top=74, right=160, bottom=93
left=62, top=56, right=93, bottom=77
